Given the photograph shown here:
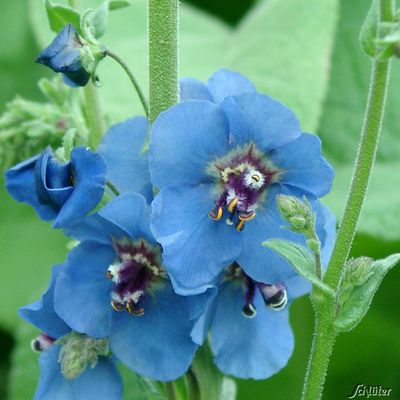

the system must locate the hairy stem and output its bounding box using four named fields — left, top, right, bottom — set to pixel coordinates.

left=148, top=0, right=179, bottom=124
left=105, top=49, right=149, bottom=117
left=84, top=81, right=106, bottom=149
left=324, top=0, right=393, bottom=290
left=302, top=1, right=394, bottom=399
